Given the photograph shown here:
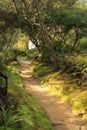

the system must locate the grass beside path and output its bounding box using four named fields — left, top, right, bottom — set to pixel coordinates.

left=31, top=61, right=87, bottom=120
left=0, top=61, right=52, bottom=130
